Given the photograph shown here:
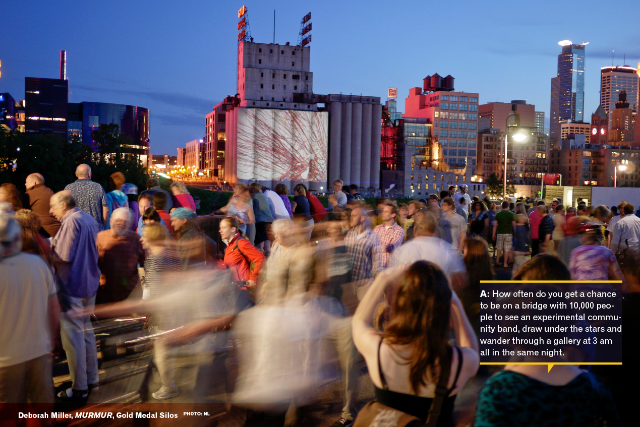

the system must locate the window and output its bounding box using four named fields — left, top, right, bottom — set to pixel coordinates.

left=261, top=72, right=264, bottom=77
left=441, top=121, right=448, bottom=128
left=459, top=140, right=467, bottom=147
left=450, top=104, right=458, bottom=110
left=459, top=131, right=467, bottom=138
left=418, top=184, right=421, bottom=189
left=470, top=97, right=478, bottom=103
left=292, top=51, right=295, bottom=55
left=469, top=150, right=476, bottom=156
left=266, top=102, right=270, bottom=106
left=292, top=62, right=295, bottom=66
left=273, top=73, right=275, bottom=78
left=294, top=86, right=297, bottom=90
left=305, top=76, right=308, bottom=80
left=449, top=140, right=457, bottom=147
left=442, top=149, right=448, bottom=155
left=449, top=149, right=457, bottom=156
left=450, top=131, right=458, bottom=137
left=441, top=95, right=449, bottom=101
left=270, top=49, right=273, bottom=53
left=440, top=139, right=448, bottom=146
left=433, top=130, right=438, bottom=136
left=449, top=122, right=457, bottom=129
left=469, top=105, right=477, bottom=111
left=459, top=149, right=467, bottom=156
left=259, top=48, right=262, bottom=52
left=458, top=113, right=466, bottom=120
left=469, top=122, right=477, bottom=130
left=284, top=85, right=286, bottom=89
left=293, top=75, right=300, bottom=79
left=411, top=174, right=414, bottom=180
left=433, top=184, right=437, bottom=190
left=468, top=132, right=477, bottom=138
left=272, top=84, right=275, bottom=89
left=456, top=176, right=459, bottom=181
left=468, top=141, right=476, bottom=148
left=469, top=113, right=477, bottom=120
left=259, top=59, right=261, bottom=64
left=284, top=74, right=287, bottom=79
left=88, top=115, right=99, bottom=127
left=260, top=84, right=263, bottom=88
left=459, top=104, right=468, bottom=111
left=281, top=50, right=284, bottom=54
left=459, top=122, right=467, bottom=129
left=425, top=175, right=429, bottom=181
left=450, top=96, right=458, bottom=101
left=460, top=96, right=468, bottom=102
left=271, top=97, right=274, bottom=101
left=434, top=120, right=439, bottom=127
left=260, top=97, right=263, bottom=100
left=440, top=130, right=448, bottom=137
left=441, top=103, right=449, bottom=110
left=435, top=111, right=439, bottom=118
